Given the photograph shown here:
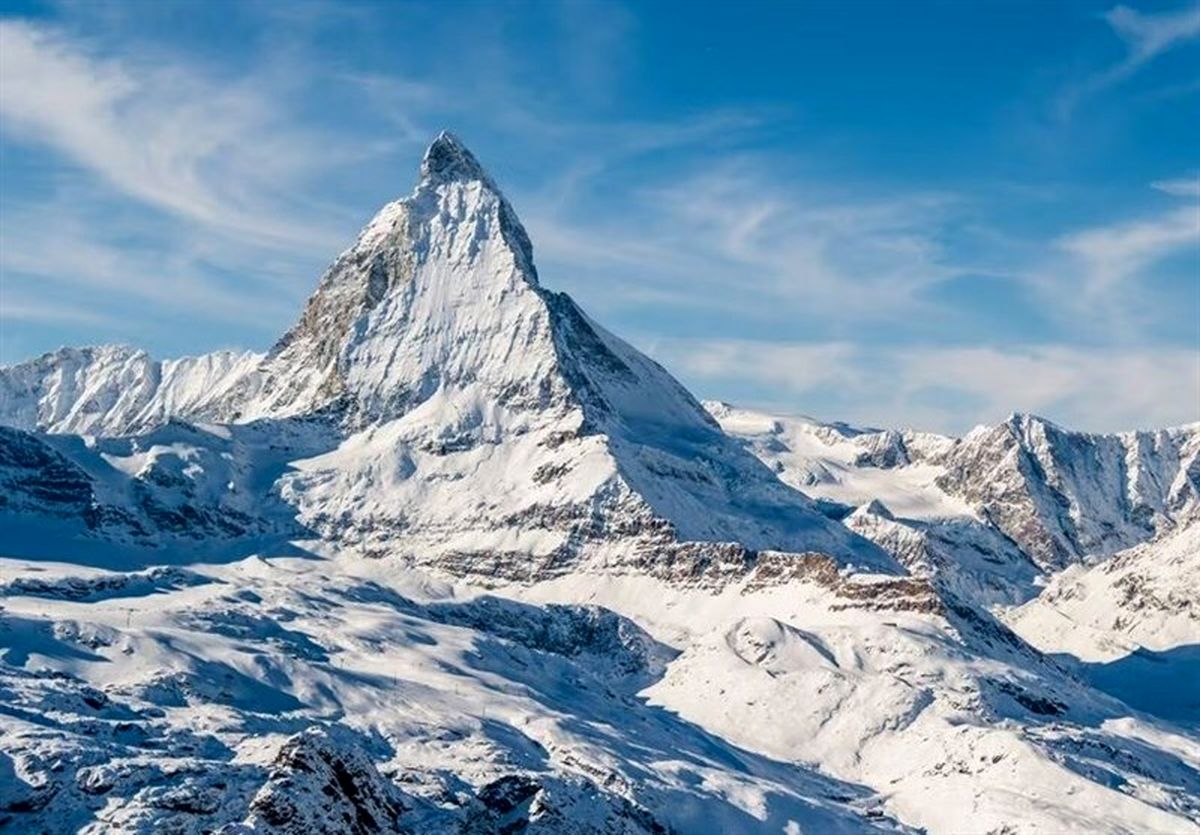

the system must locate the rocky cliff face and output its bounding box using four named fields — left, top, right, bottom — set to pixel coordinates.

left=931, top=413, right=1199, bottom=570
